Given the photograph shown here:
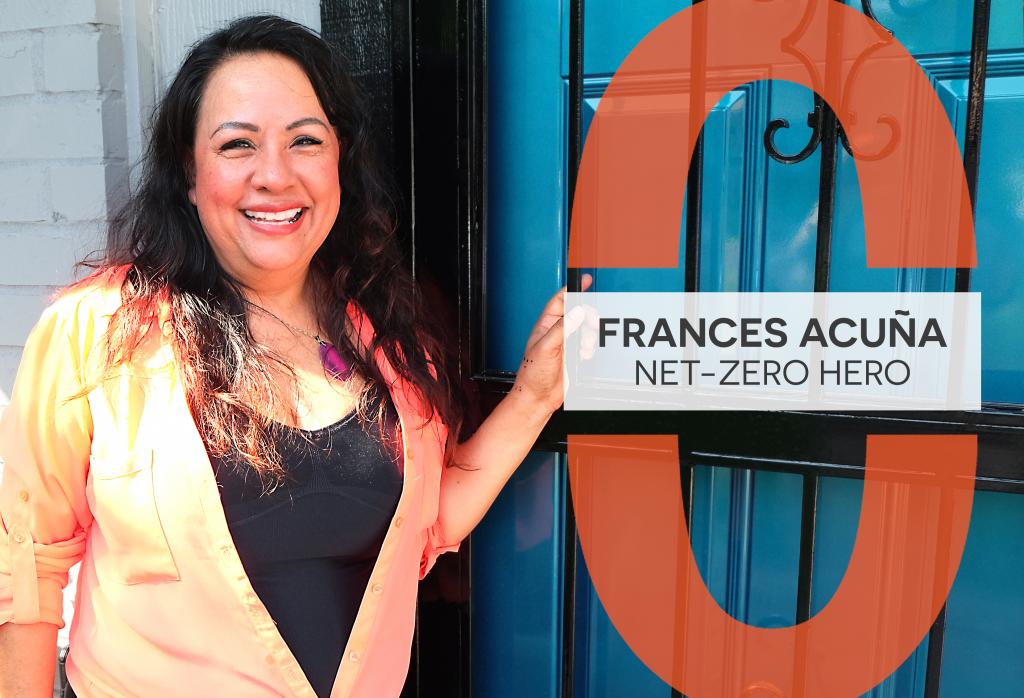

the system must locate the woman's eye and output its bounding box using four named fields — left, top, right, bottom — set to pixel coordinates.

left=219, top=139, right=254, bottom=152
left=292, top=136, right=323, bottom=147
